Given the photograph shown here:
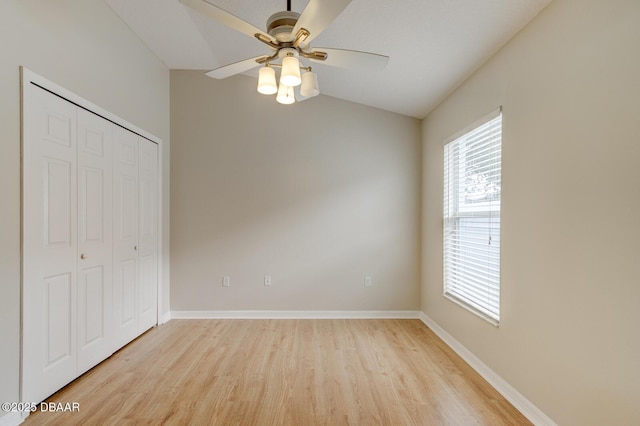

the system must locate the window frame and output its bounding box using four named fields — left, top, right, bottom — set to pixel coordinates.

left=443, top=108, right=502, bottom=325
